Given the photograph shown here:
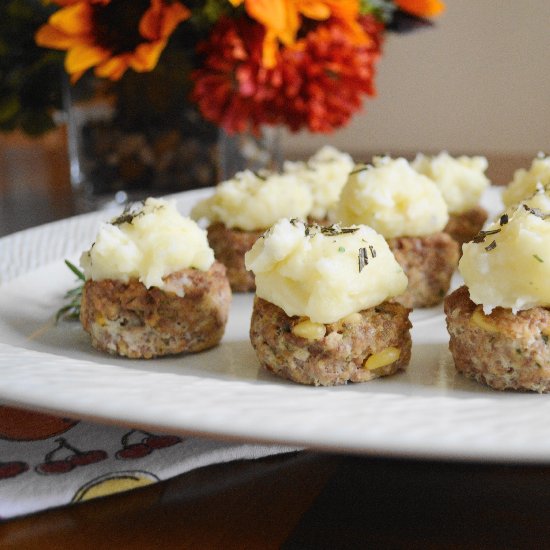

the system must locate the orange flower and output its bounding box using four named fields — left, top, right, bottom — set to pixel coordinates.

left=35, top=0, right=190, bottom=82
left=229, top=0, right=367, bottom=68
left=394, top=0, right=445, bottom=18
